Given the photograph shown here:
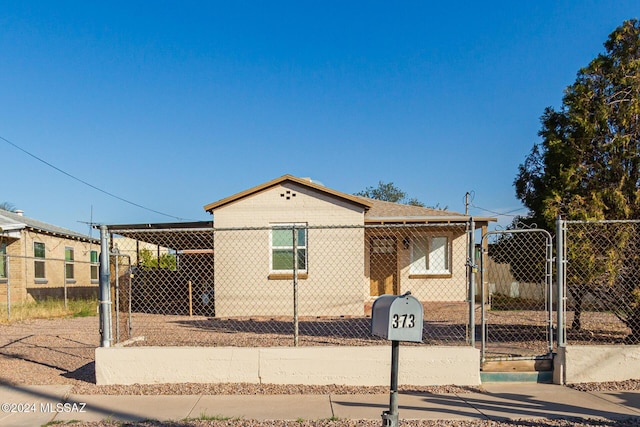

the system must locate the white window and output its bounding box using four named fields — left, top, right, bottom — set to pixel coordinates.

left=271, top=224, right=307, bottom=272
left=410, top=235, right=450, bottom=275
